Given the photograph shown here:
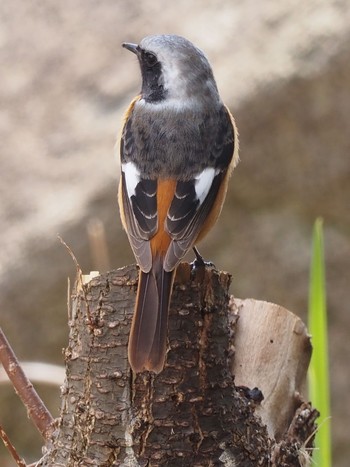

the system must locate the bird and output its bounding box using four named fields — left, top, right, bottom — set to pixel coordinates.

left=118, top=34, right=239, bottom=374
